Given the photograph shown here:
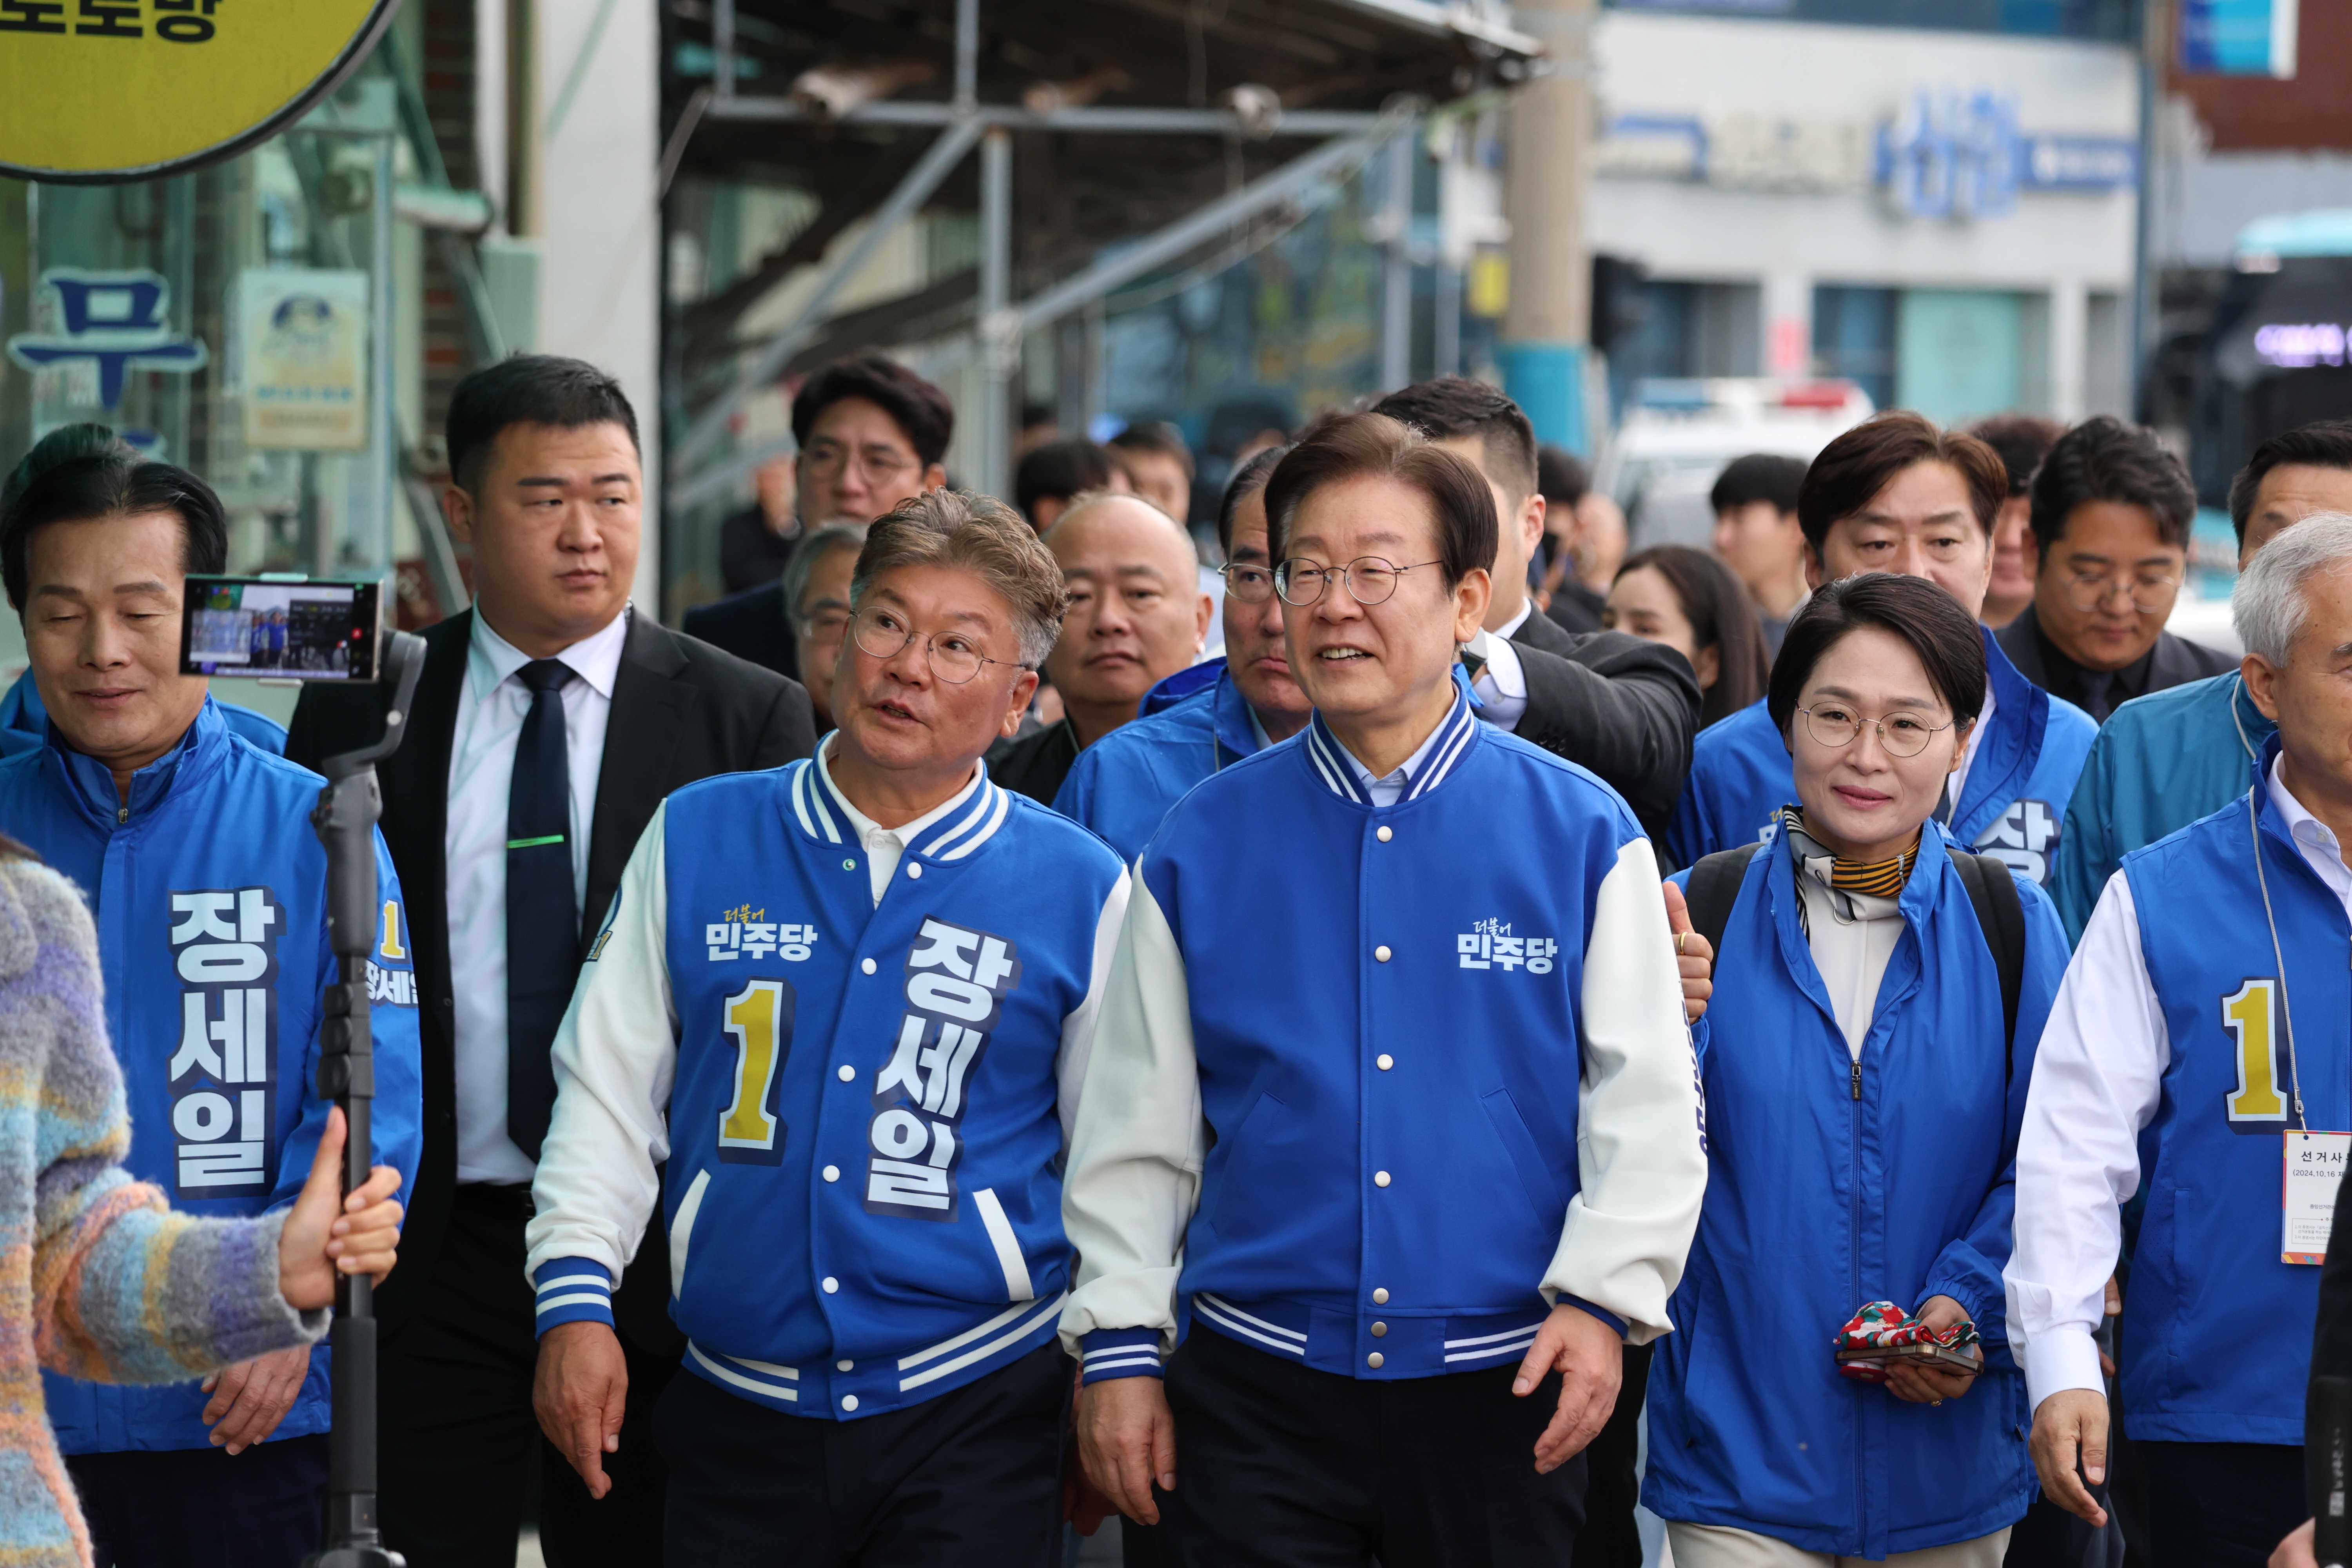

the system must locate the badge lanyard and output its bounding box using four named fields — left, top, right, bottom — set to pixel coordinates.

left=2249, top=784, right=2310, bottom=1130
